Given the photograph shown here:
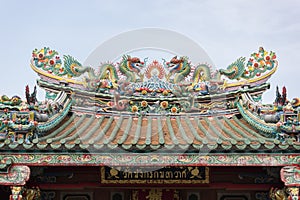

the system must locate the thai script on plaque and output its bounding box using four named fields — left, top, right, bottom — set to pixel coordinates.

left=100, top=166, right=209, bottom=184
